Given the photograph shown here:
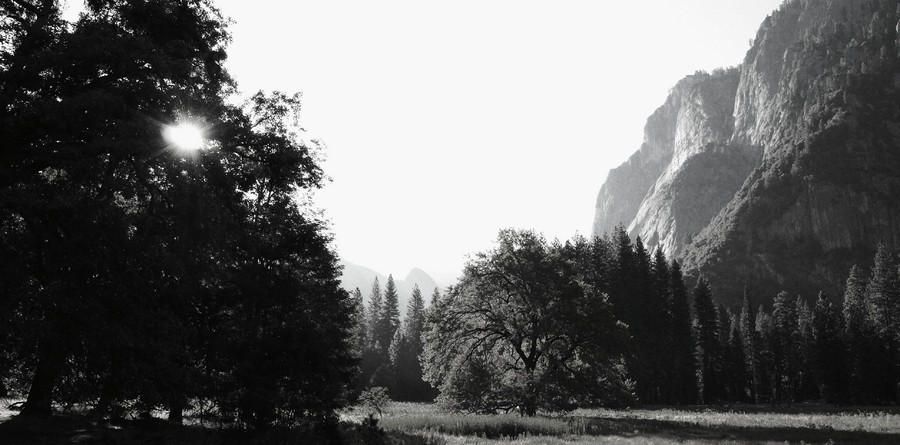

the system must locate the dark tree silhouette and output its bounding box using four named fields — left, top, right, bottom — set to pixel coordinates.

left=0, top=0, right=354, bottom=428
